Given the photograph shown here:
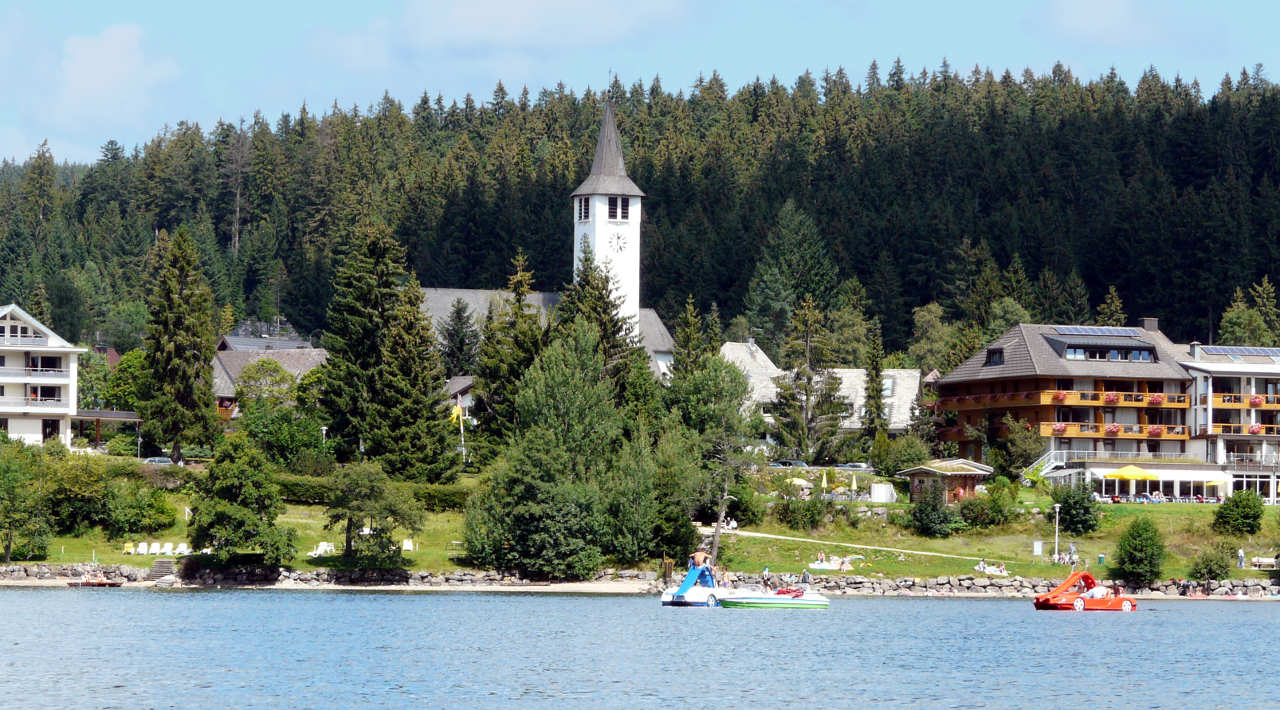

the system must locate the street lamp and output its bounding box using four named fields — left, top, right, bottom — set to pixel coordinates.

left=136, top=431, right=141, bottom=459
left=1053, top=503, right=1062, bottom=561
left=320, top=426, right=327, bottom=443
